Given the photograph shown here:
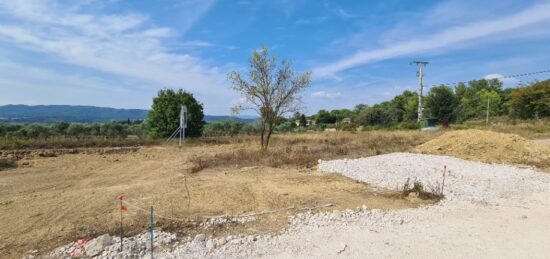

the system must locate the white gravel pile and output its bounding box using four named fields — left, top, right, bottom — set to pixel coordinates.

left=318, top=152, right=550, bottom=206
left=46, top=152, right=550, bottom=258
left=47, top=231, right=178, bottom=258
